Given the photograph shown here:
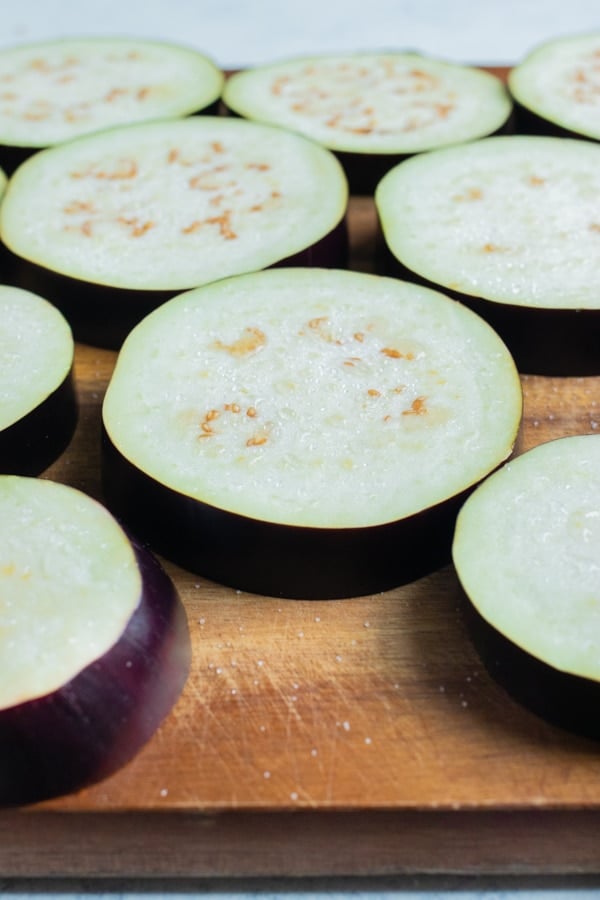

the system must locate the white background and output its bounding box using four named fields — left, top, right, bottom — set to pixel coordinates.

left=0, top=0, right=599, bottom=68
